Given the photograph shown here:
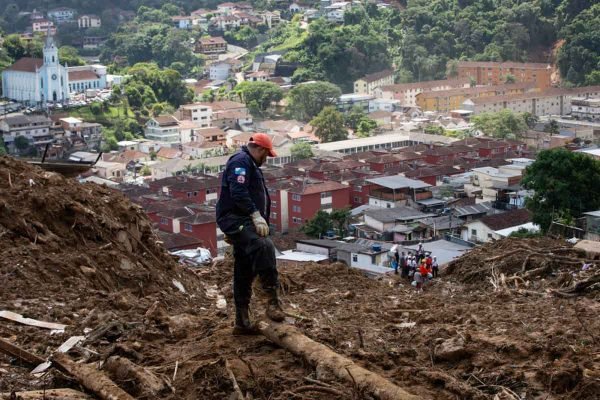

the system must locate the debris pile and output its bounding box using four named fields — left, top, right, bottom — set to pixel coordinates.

left=446, top=237, right=600, bottom=298
left=1, top=158, right=599, bottom=400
